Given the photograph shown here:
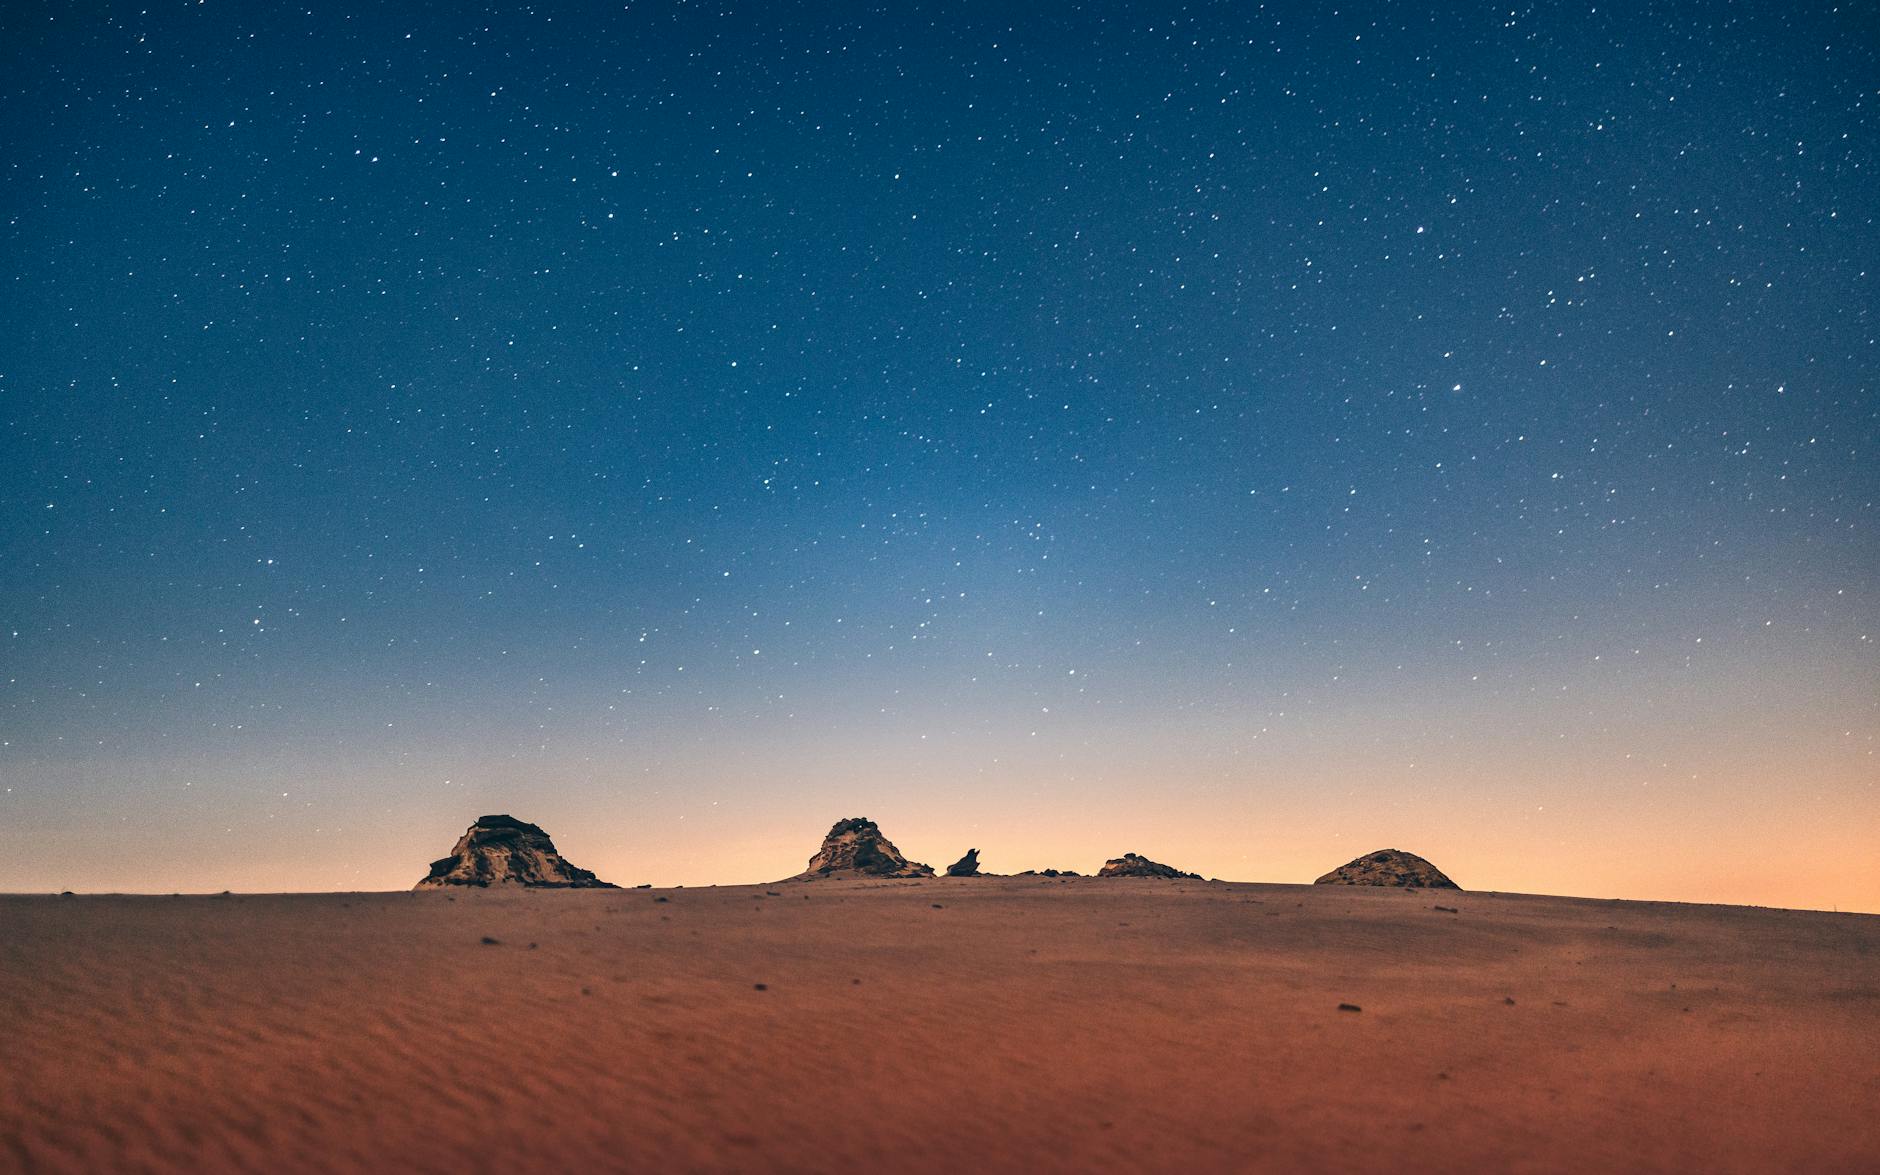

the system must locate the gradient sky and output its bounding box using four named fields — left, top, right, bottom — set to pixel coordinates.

left=2, top=1, right=1875, bottom=910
